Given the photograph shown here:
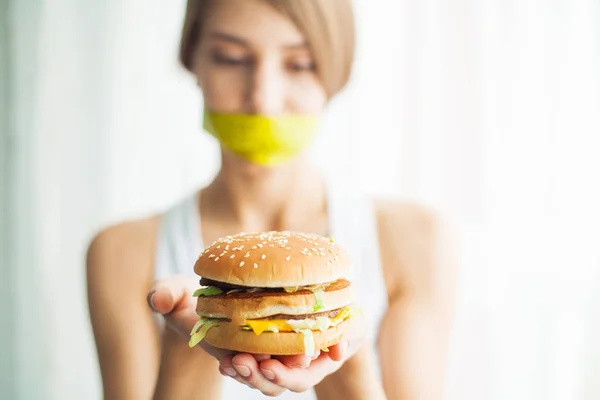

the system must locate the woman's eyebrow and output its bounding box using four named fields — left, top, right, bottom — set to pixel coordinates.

left=282, top=41, right=309, bottom=50
left=209, top=31, right=308, bottom=50
left=209, top=31, right=250, bottom=47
